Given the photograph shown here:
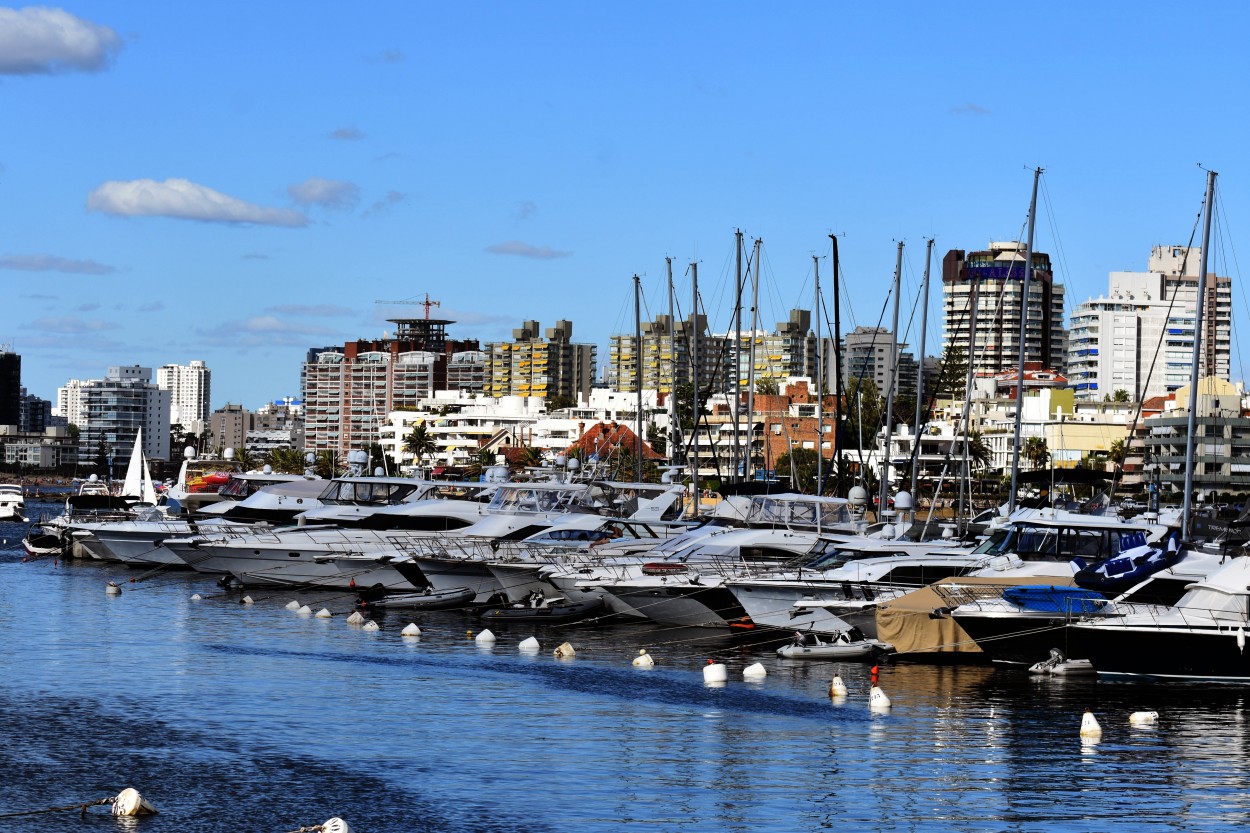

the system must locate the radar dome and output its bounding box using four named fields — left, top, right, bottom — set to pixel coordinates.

left=848, top=486, right=869, bottom=506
